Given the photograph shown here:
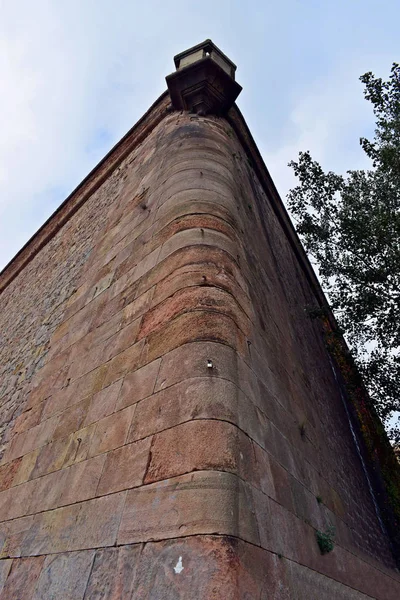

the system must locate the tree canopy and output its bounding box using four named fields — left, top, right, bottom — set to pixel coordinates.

left=288, top=64, right=400, bottom=441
